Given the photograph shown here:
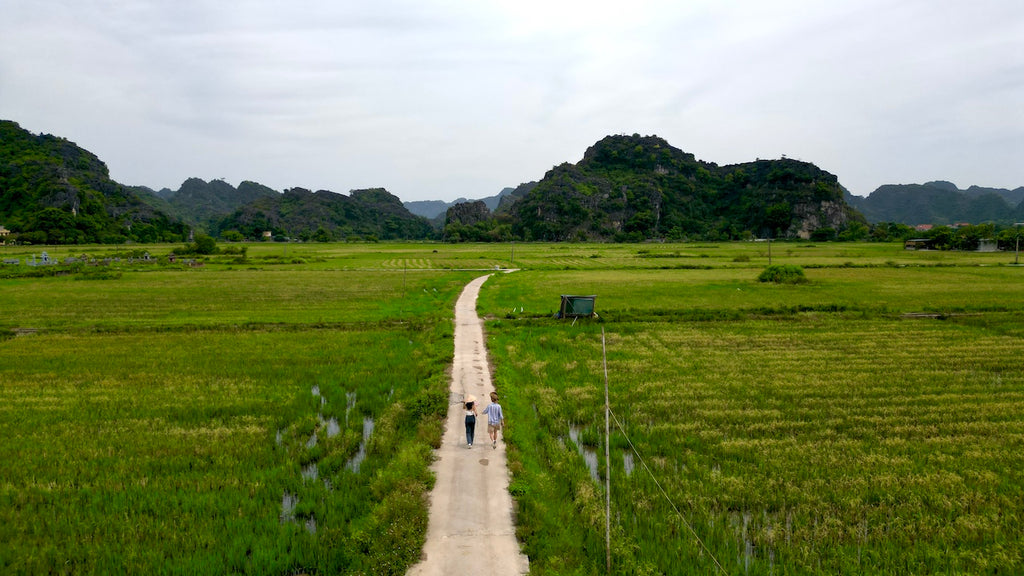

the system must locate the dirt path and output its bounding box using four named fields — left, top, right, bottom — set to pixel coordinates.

left=407, top=274, right=530, bottom=576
